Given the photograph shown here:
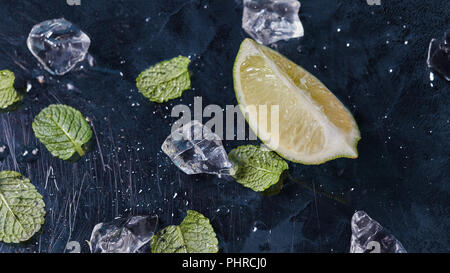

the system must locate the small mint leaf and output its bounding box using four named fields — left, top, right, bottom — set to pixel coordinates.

left=151, top=210, right=218, bottom=253
left=228, top=145, right=289, bottom=192
left=136, top=56, right=191, bottom=103
left=32, top=104, right=93, bottom=161
left=0, top=171, right=46, bottom=243
left=0, top=70, right=22, bottom=109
